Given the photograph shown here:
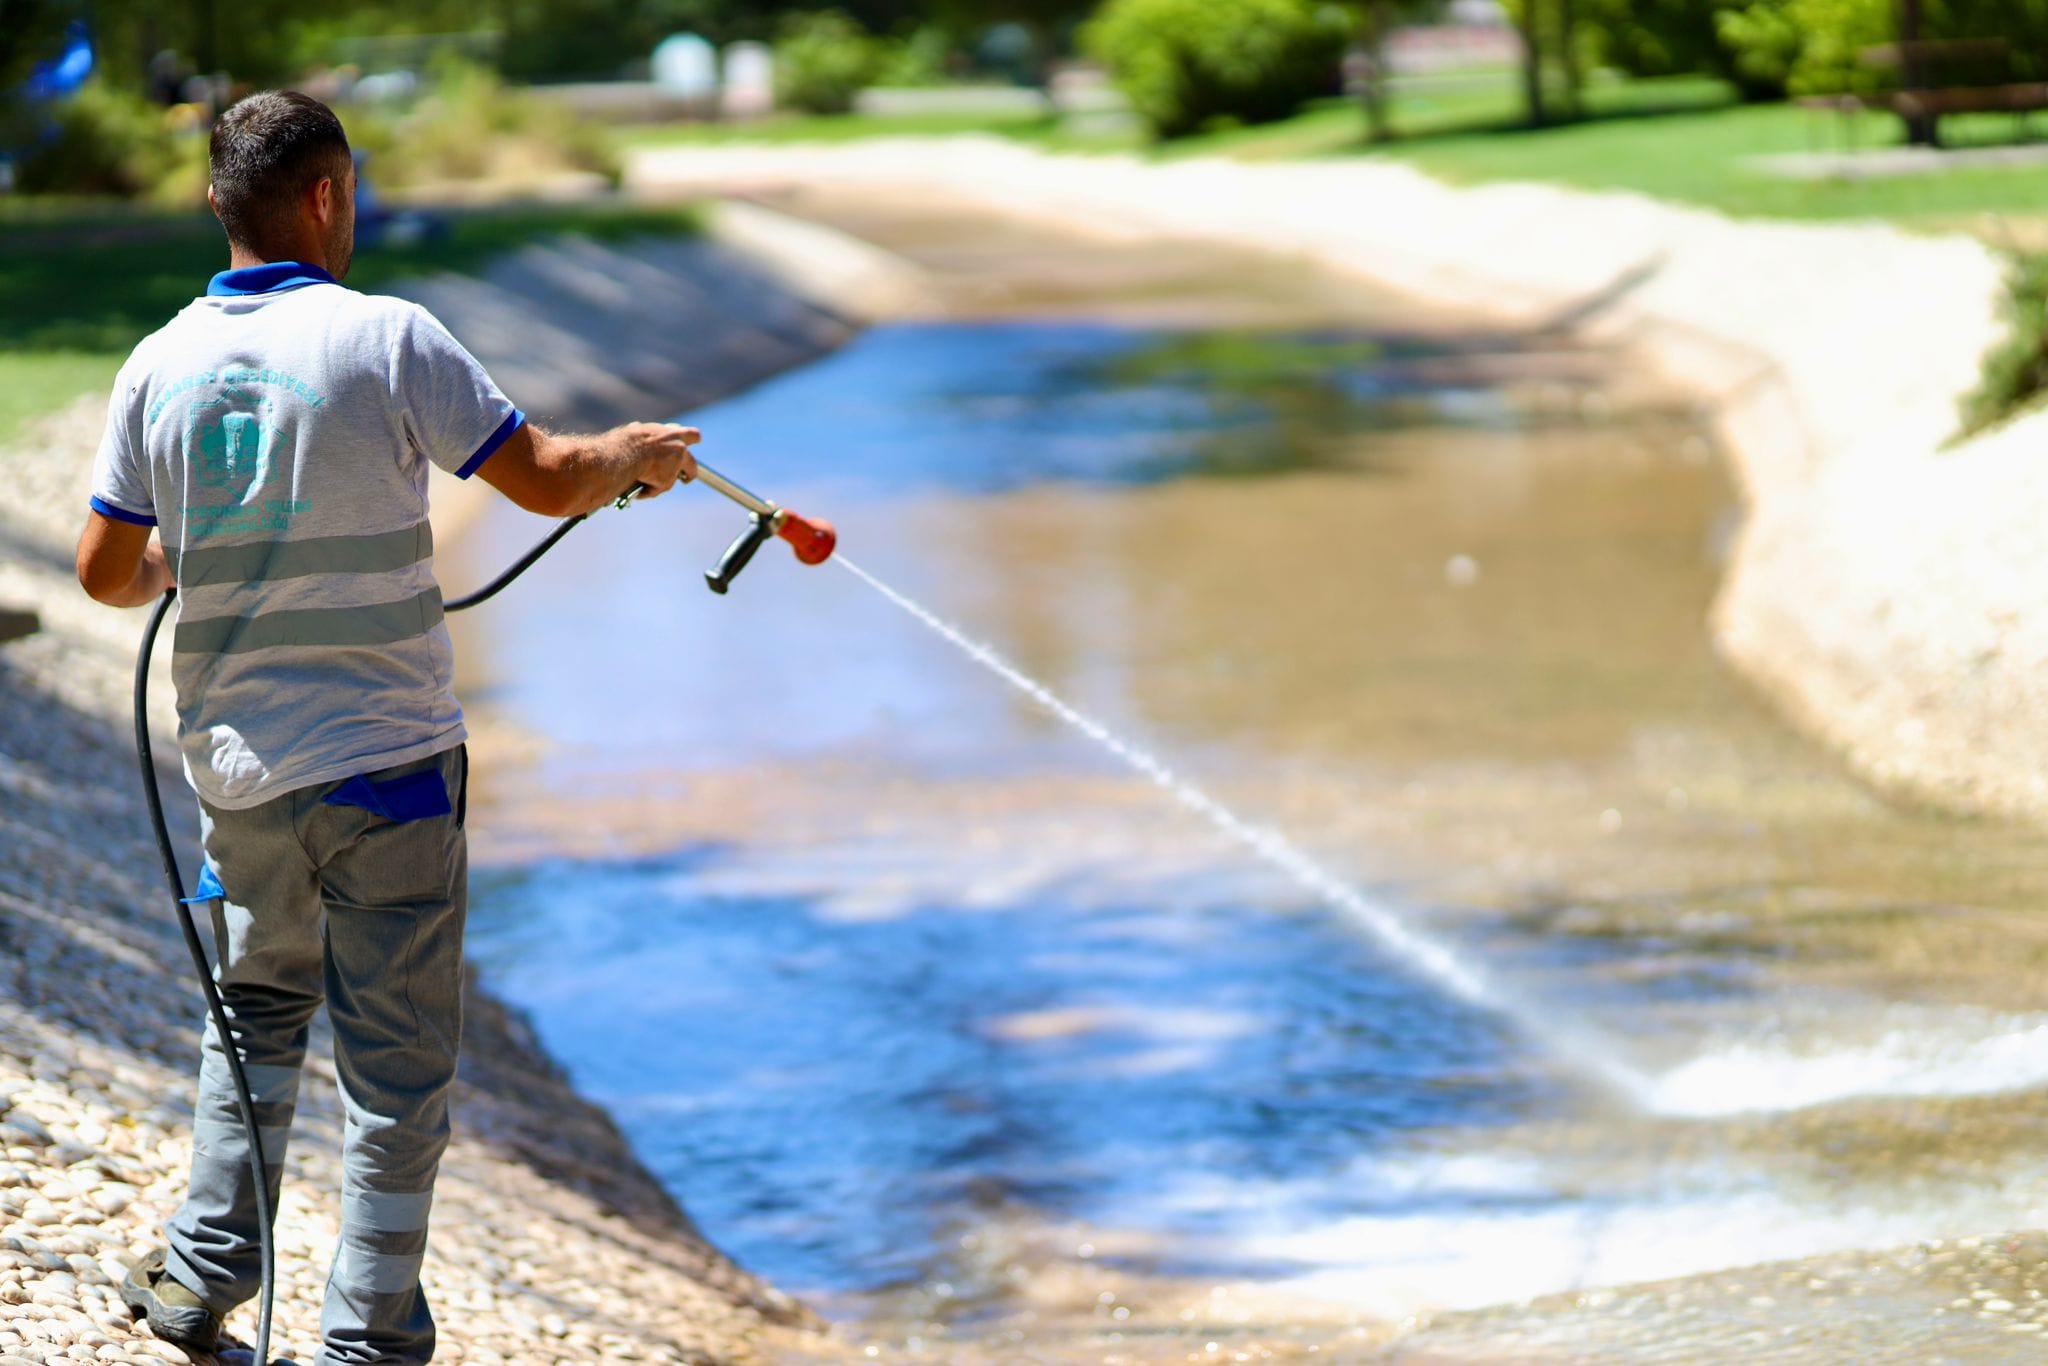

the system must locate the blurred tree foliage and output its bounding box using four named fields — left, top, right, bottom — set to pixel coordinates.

left=29, top=0, right=2045, bottom=101
left=12, top=80, right=206, bottom=197
left=925, top=0, right=1096, bottom=81
left=772, top=9, right=886, bottom=112
left=1503, top=0, right=1763, bottom=106
left=1081, top=0, right=1350, bottom=138
left=344, top=56, right=622, bottom=186
left=1547, top=0, right=2048, bottom=101
left=35, top=0, right=480, bottom=86
left=1565, top=0, right=1738, bottom=85
left=4, top=0, right=1104, bottom=86
left=1, top=0, right=72, bottom=92
left=1718, top=0, right=2048, bottom=93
